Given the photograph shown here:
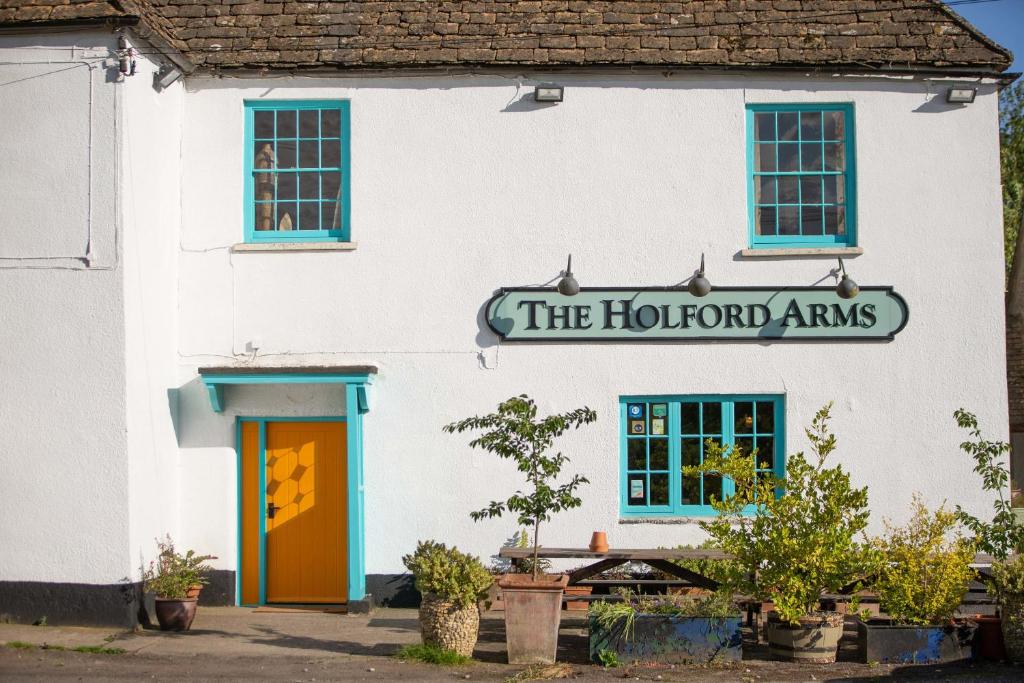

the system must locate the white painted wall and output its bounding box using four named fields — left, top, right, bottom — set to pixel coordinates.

left=121, top=41, right=184, bottom=579
left=176, top=73, right=1008, bottom=575
left=0, top=32, right=128, bottom=583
